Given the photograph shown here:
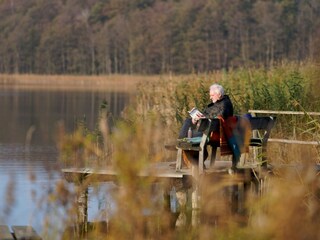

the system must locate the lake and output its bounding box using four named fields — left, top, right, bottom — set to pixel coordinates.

left=0, top=86, right=131, bottom=238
